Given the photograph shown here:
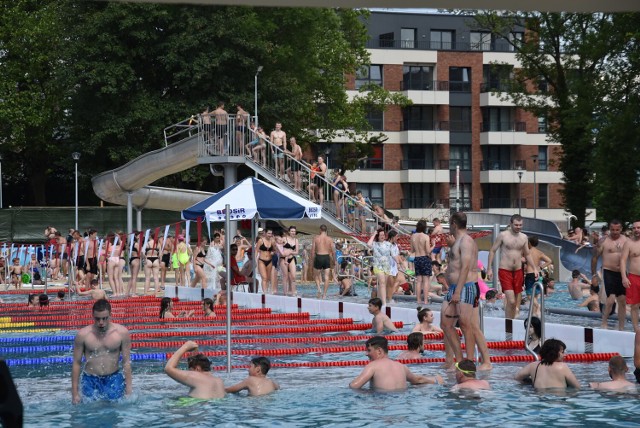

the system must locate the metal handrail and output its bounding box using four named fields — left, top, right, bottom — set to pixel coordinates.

left=524, top=279, right=545, bottom=360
